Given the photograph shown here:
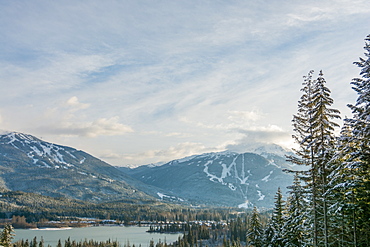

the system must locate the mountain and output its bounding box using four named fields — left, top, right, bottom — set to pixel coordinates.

left=0, top=131, right=295, bottom=209
left=0, top=131, right=165, bottom=203
left=121, top=150, right=294, bottom=208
